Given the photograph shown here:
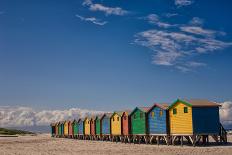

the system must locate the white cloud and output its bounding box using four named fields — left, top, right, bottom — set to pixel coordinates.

left=165, top=13, right=178, bottom=18
left=0, top=106, right=104, bottom=127
left=219, top=101, right=232, bottom=128
left=189, top=17, right=204, bottom=26
left=134, top=27, right=232, bottom=71
left=175, top=0, right=194, bottom=7
left=144, top=14, right=175, bottom=28
left=180, top=26, right=220, bottom=38
left=75, top=14, right=107, bottom=26
left=83, top=0, right=129, bottom=16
